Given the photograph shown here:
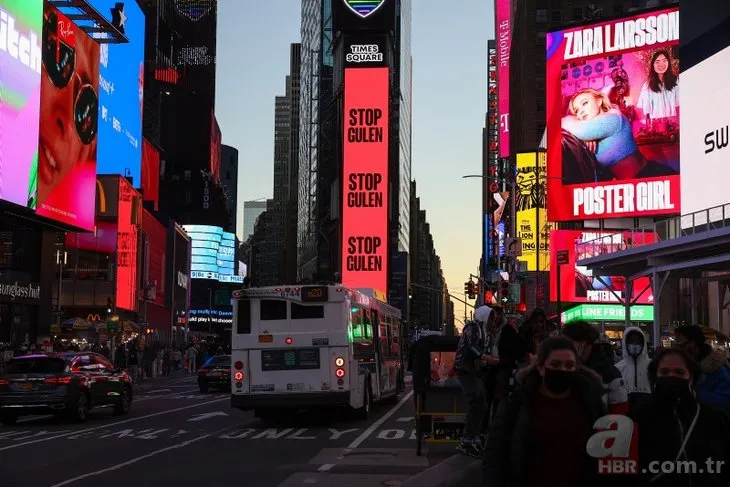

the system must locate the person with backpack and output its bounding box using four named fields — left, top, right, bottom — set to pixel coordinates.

left=454, top=306, right=499, bottom=457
